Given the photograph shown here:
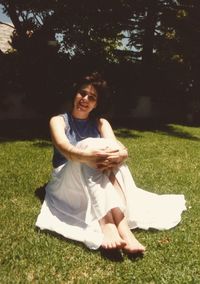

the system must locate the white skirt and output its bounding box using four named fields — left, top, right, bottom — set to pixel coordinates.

left=36, top=138, right=186, bottom=249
